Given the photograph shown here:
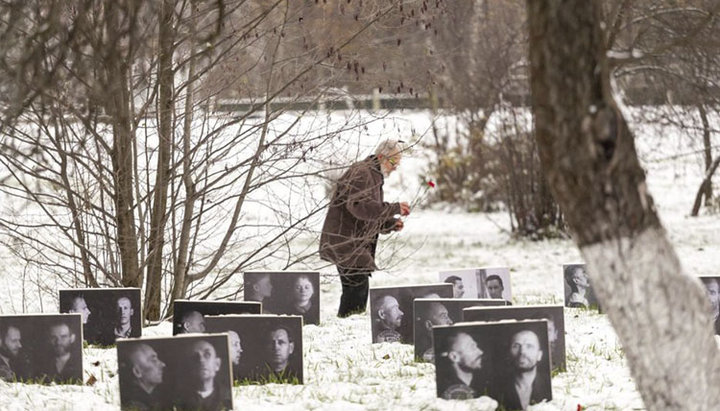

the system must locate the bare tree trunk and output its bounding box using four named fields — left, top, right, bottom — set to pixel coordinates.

left=105, top=1, right=140, bottom=287
left=145, top=0, right=175, bottom=321
left=169, top=7, right=199, bottom=313
left=700, top=104, right=713, bottom=204
left=526, top=1, right=720, bottom=409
